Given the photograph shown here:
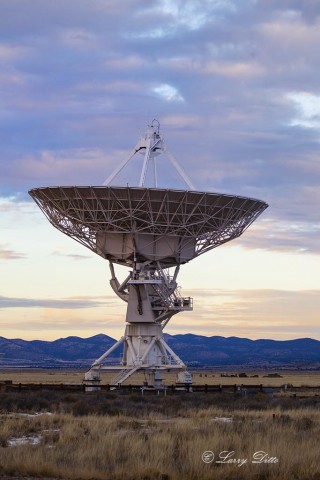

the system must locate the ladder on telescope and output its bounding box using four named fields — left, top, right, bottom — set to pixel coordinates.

left=111, top=365, right=140, bottom=385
